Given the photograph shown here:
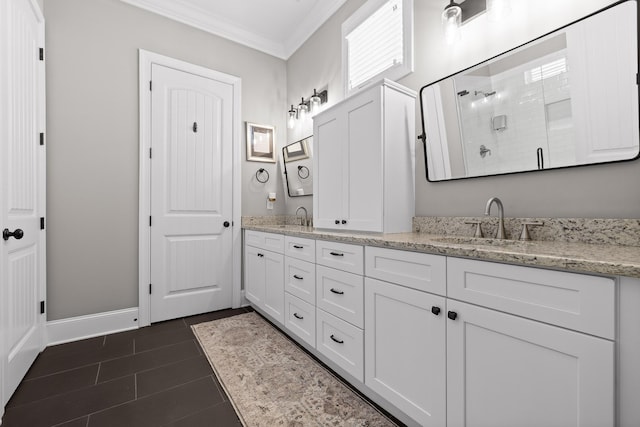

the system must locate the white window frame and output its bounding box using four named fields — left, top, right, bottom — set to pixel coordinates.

left=342, top=0, right=414, bottom=97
